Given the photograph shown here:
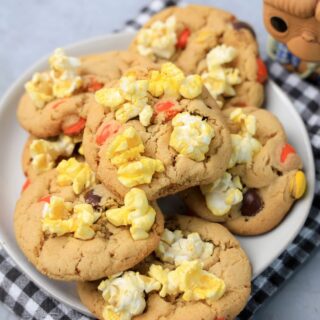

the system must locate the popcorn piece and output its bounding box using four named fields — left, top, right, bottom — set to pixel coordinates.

left=107, top=127, right=164, bottom=188
left=201, top=45, right=242, bottom=106
left=117, top=156, right=164, bottom=188
left=139, top=105, right=153, bottom=127
left=179, top=75, right=203, bottom=99
left=30, top=135, right=75, bottom=173
left=25, top=72, right=54, bottom=108
left=137, top=15, right=177, bottom=59
left=25, top=48, right=82, bottom=107
left=206, top=44, right=238, bottom=70
left=169, top=112, right=215, bottom=161
left=42, top=196, right=101, bottom=240
left=149, top=260, right=226, bottom=302
left=105, top=188, right=157, bottom=240
left=106, top=127, right=145, bottom=166
left=56, top=157, right=95, bottom=194
left=49, top=48, right=82, bottom=98
left=200, top=172, right=243, bottom=216
left=228, top=108, right=262, bottom=168
left=98, top=271, right=160, bottom=320
left=95, top=75, right=151, bottom=126
left=148, top=63, right=186, bottom=98
left=95, top=88, right=125, bottom=109
left=155, top=229, right=214, bottom=266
